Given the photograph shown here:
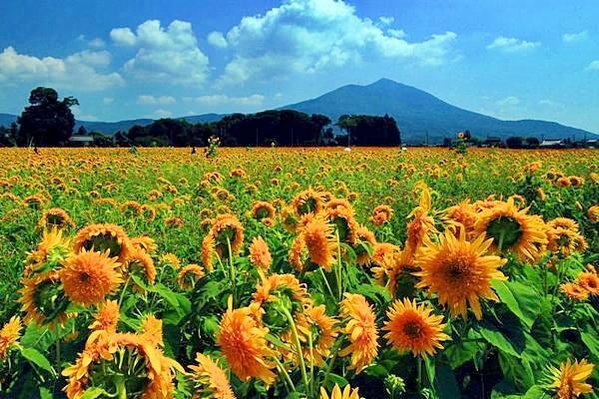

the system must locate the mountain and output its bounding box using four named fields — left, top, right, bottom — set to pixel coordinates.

left=282, top=78, right=596, bottom=144
left=0, top=113, right=223, bottom=135
left=1, top=80, right=596, bottom=142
